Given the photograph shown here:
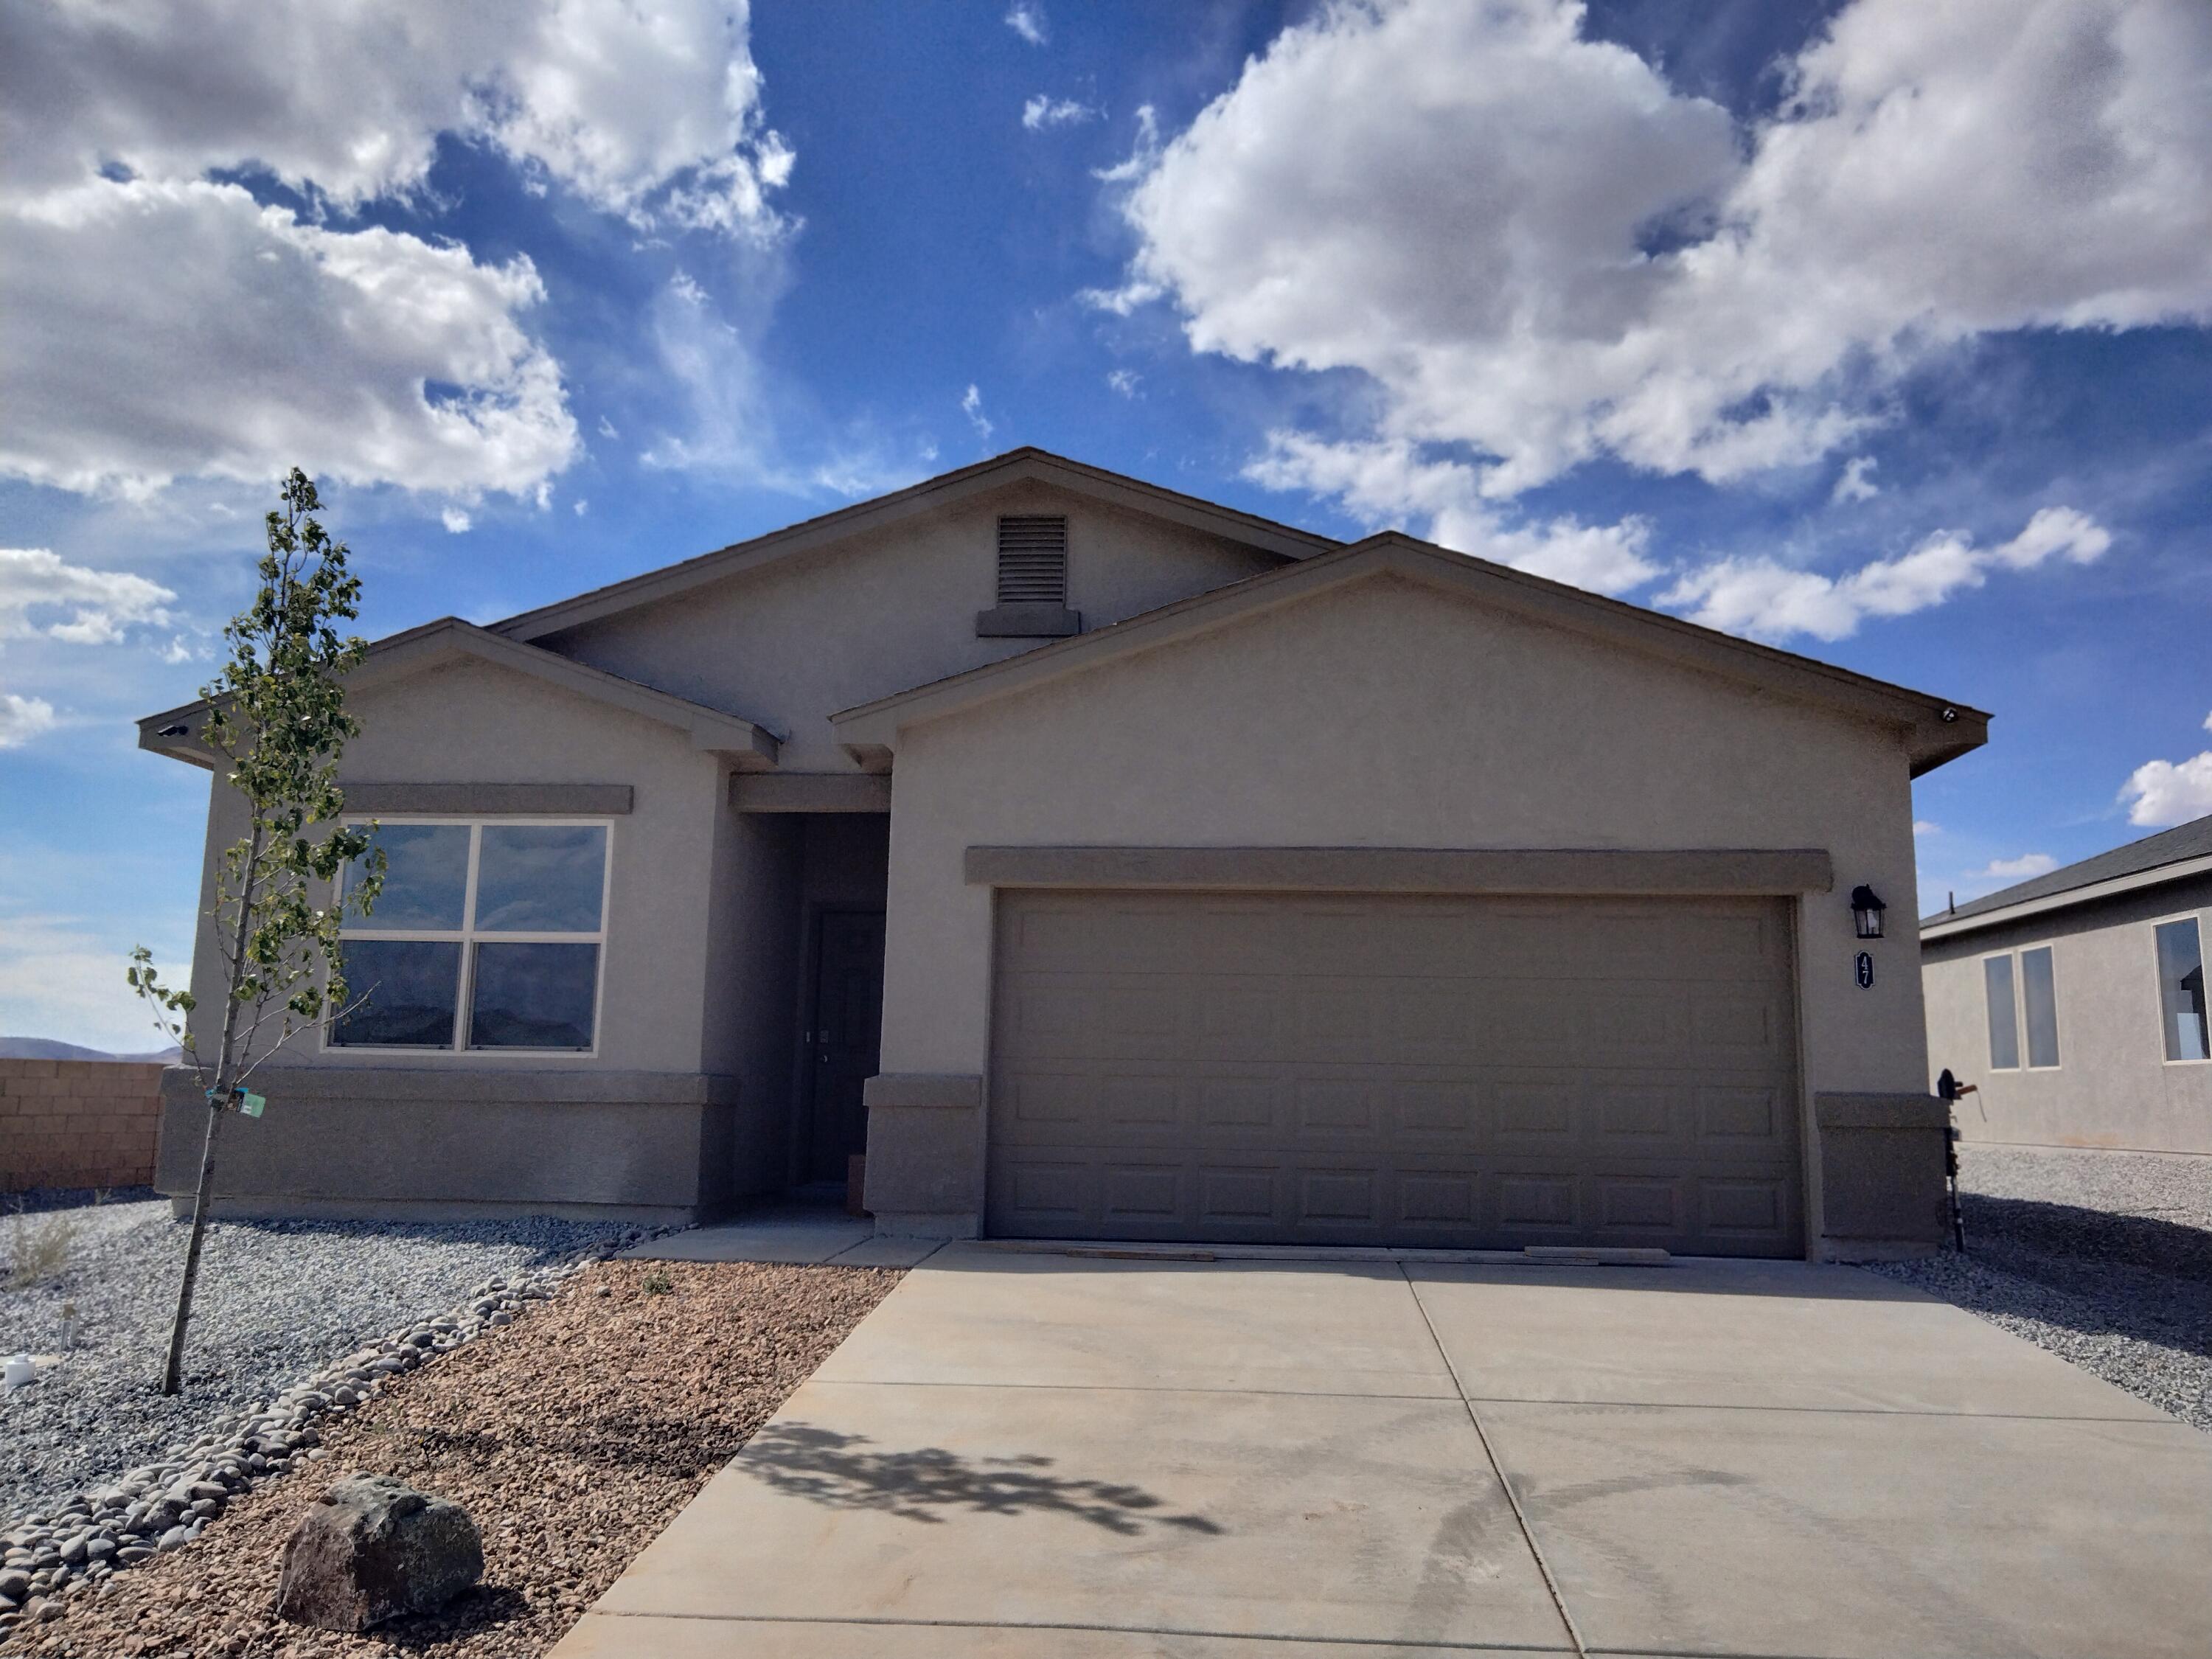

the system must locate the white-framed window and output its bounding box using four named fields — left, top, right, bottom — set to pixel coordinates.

left=2152, top=915, right=2208, bottom=1064
left=1981, top=946, right=2063, bottom=1071
left=2019, top=945, right=2060, bottom=1069
left=1982, top=953, right=2020, bottom=1070
left=327, top=818, right=612, bottom=1054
